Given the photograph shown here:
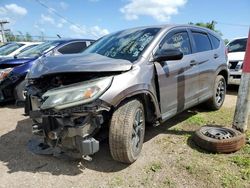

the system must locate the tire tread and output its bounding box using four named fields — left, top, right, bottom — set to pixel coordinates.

left=109, top=99, right=144, bottom=163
